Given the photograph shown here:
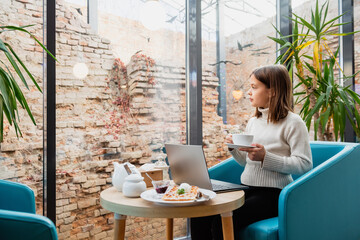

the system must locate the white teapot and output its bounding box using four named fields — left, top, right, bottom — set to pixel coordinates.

left=112, top=162, right=142, bottom=192
left=122, top=174, right=146, bottom=197
left=112, top=162, right=128, bottom=192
